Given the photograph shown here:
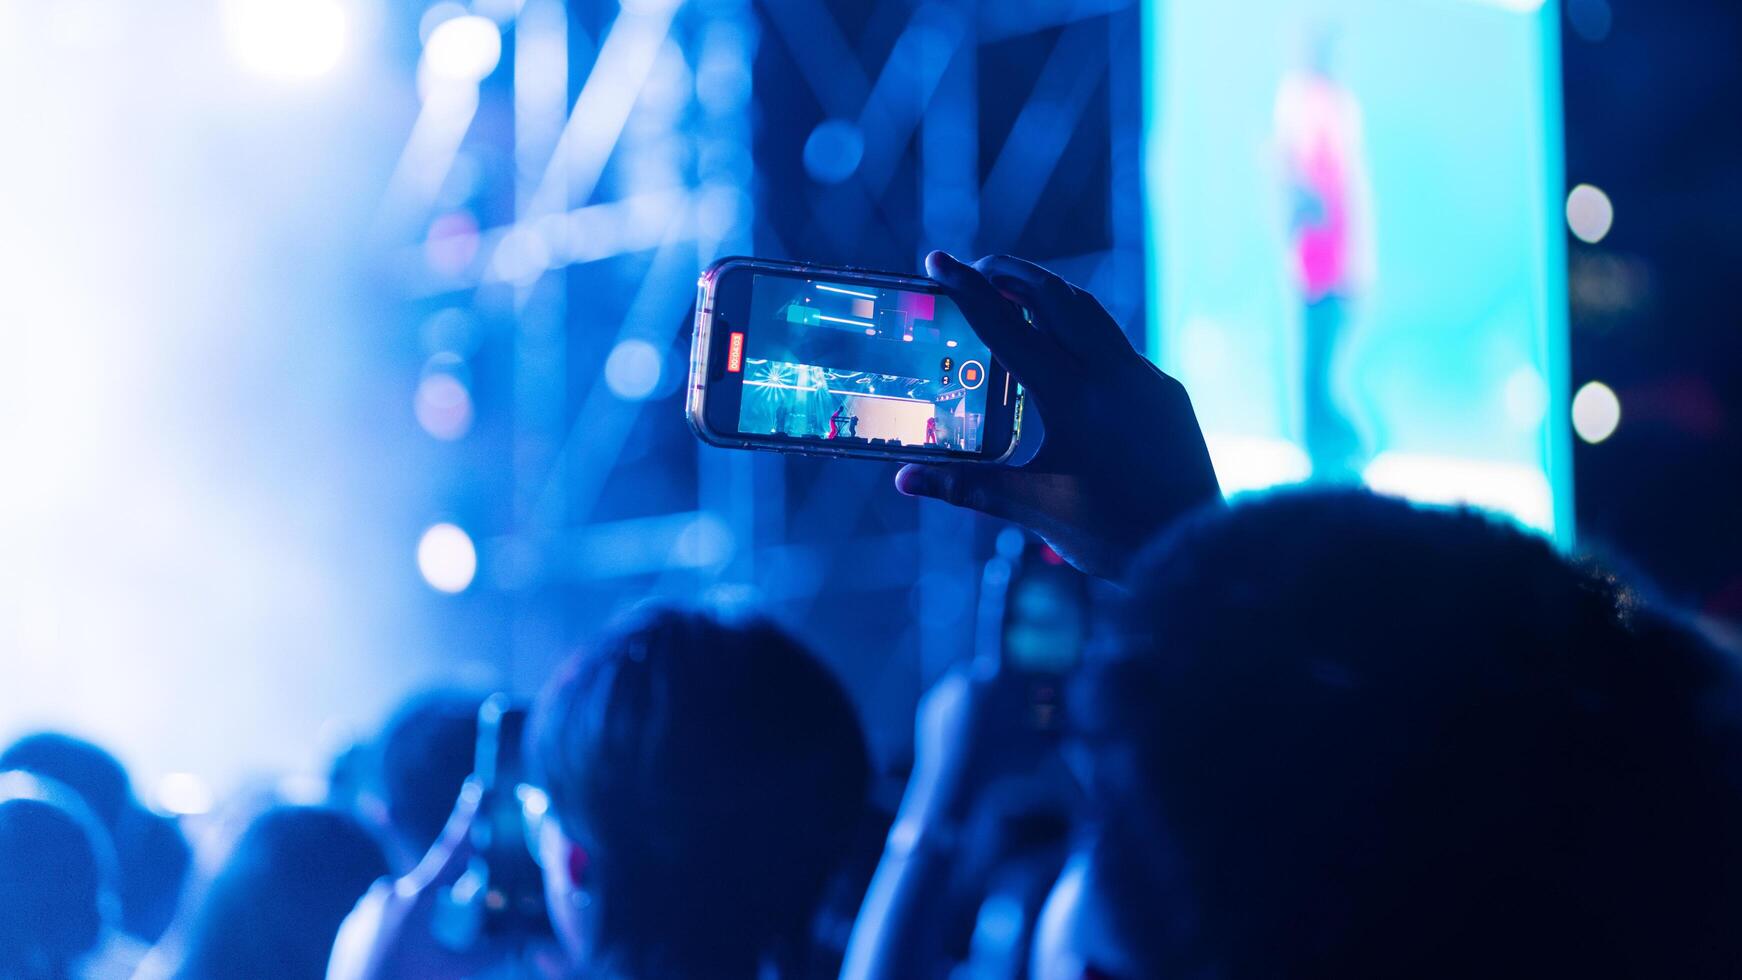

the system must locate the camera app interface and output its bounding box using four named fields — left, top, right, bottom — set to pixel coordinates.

left=732, top=274, right=994, bottom=452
